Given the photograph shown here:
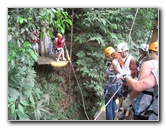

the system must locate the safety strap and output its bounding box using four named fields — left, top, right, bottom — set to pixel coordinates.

left=142, top=90, right=153, bottom=96
left=123, top=54, right=129, bottom=64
